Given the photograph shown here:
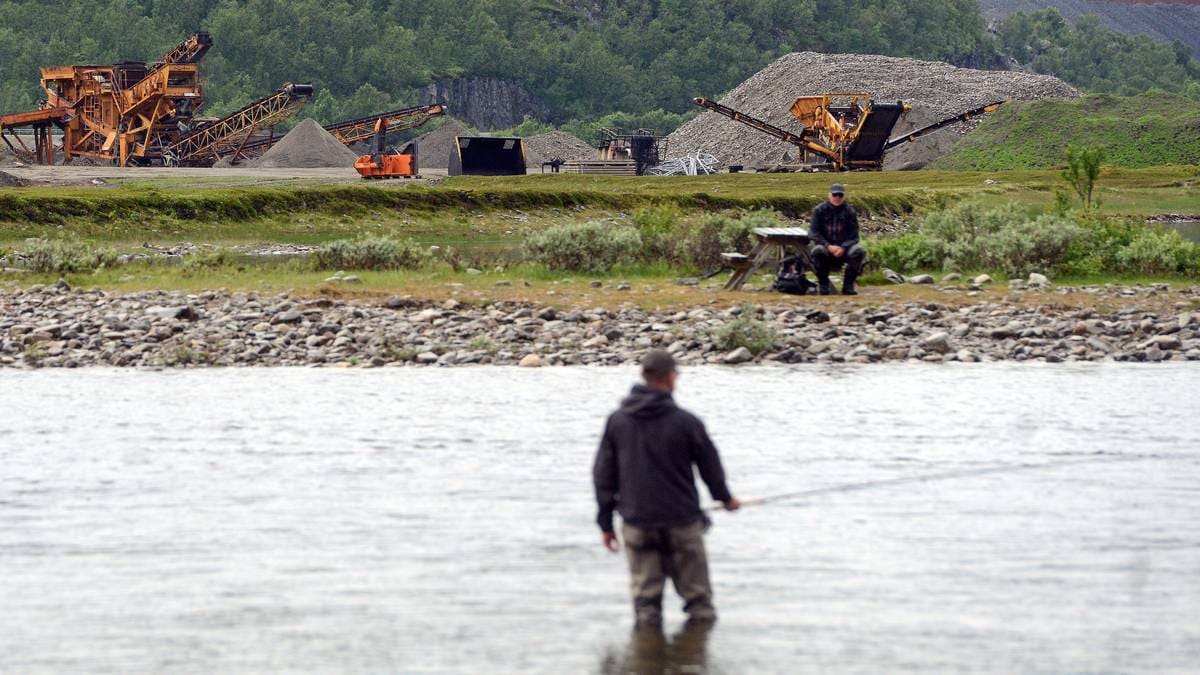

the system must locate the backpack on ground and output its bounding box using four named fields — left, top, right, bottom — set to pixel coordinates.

left=774, top=255, right=816, bottom=295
